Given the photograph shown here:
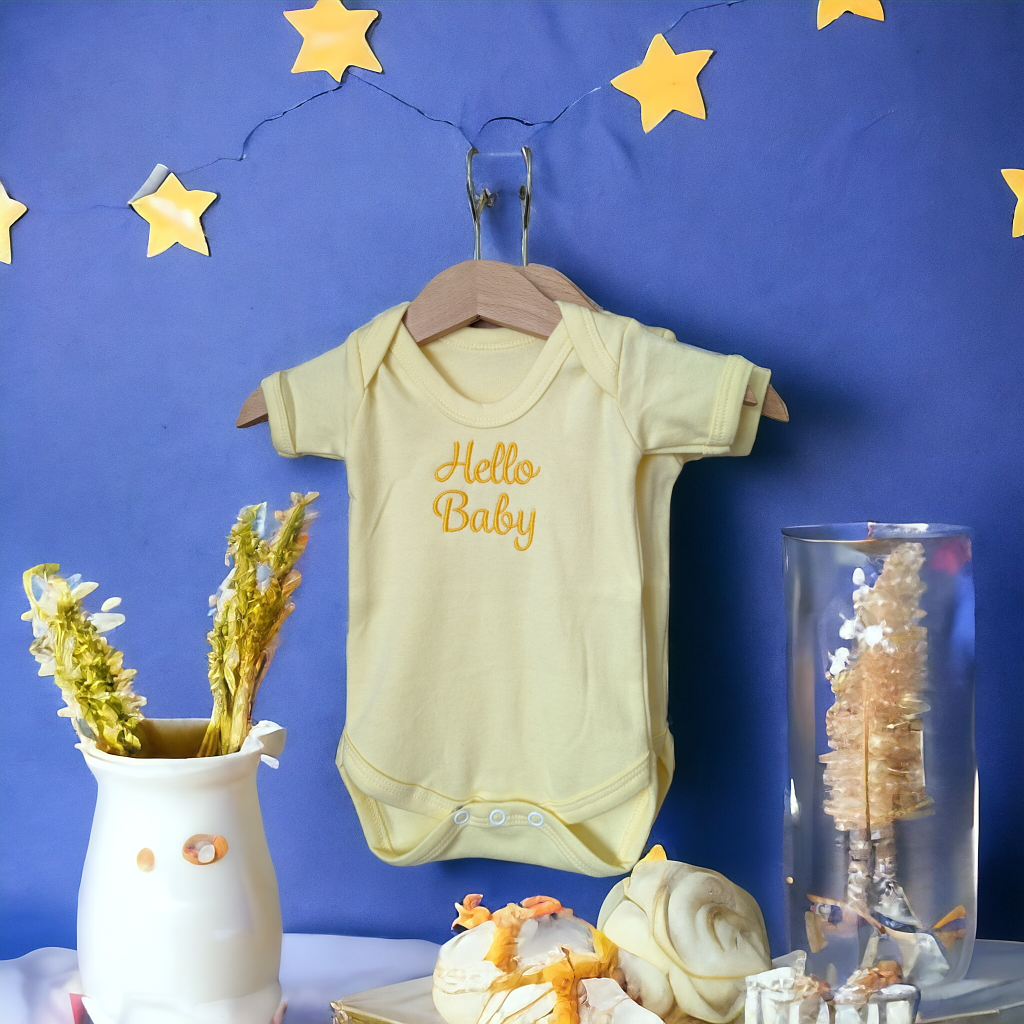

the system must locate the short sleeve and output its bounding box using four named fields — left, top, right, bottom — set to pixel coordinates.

left=617, top=320, right=770, bottom=457
left=261, top=338, right=361, bottom=460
